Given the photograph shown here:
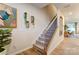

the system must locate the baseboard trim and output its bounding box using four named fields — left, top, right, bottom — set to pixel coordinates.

left=8, top=46, right=32, bottom=55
